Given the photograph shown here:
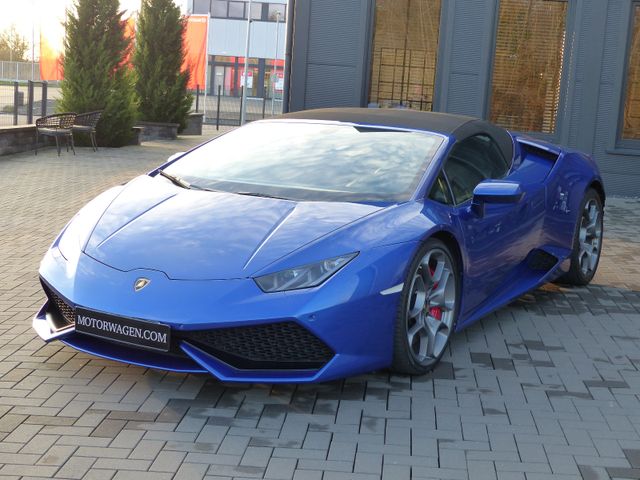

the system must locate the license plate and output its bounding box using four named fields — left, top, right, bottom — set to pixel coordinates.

left=74, top=308, right=171, bottom=352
